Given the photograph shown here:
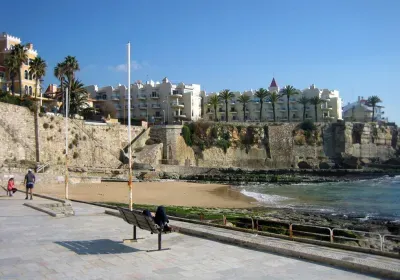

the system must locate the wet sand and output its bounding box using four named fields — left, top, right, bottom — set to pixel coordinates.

left=36, top=181, right=256, bottom=208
